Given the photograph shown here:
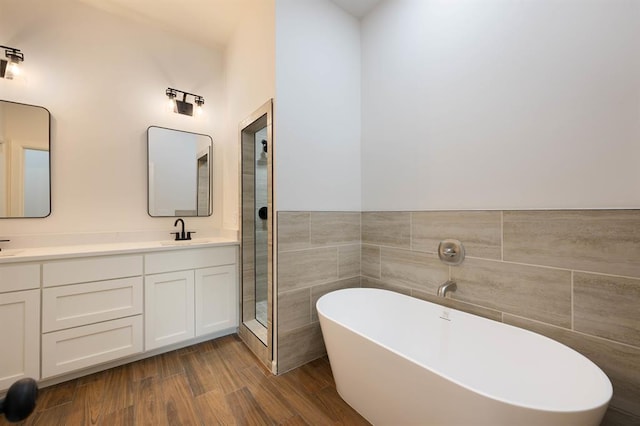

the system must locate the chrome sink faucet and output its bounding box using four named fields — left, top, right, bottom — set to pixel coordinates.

left=172, top=218, right=194, bottom=241
left=437, top=280, right=457, bottom=298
